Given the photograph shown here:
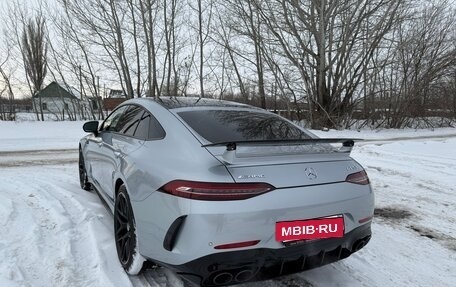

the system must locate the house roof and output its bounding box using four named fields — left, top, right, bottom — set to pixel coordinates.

left=33, top=82, right=79, bottom=100
left=109, top=89, right=127, bottom=98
